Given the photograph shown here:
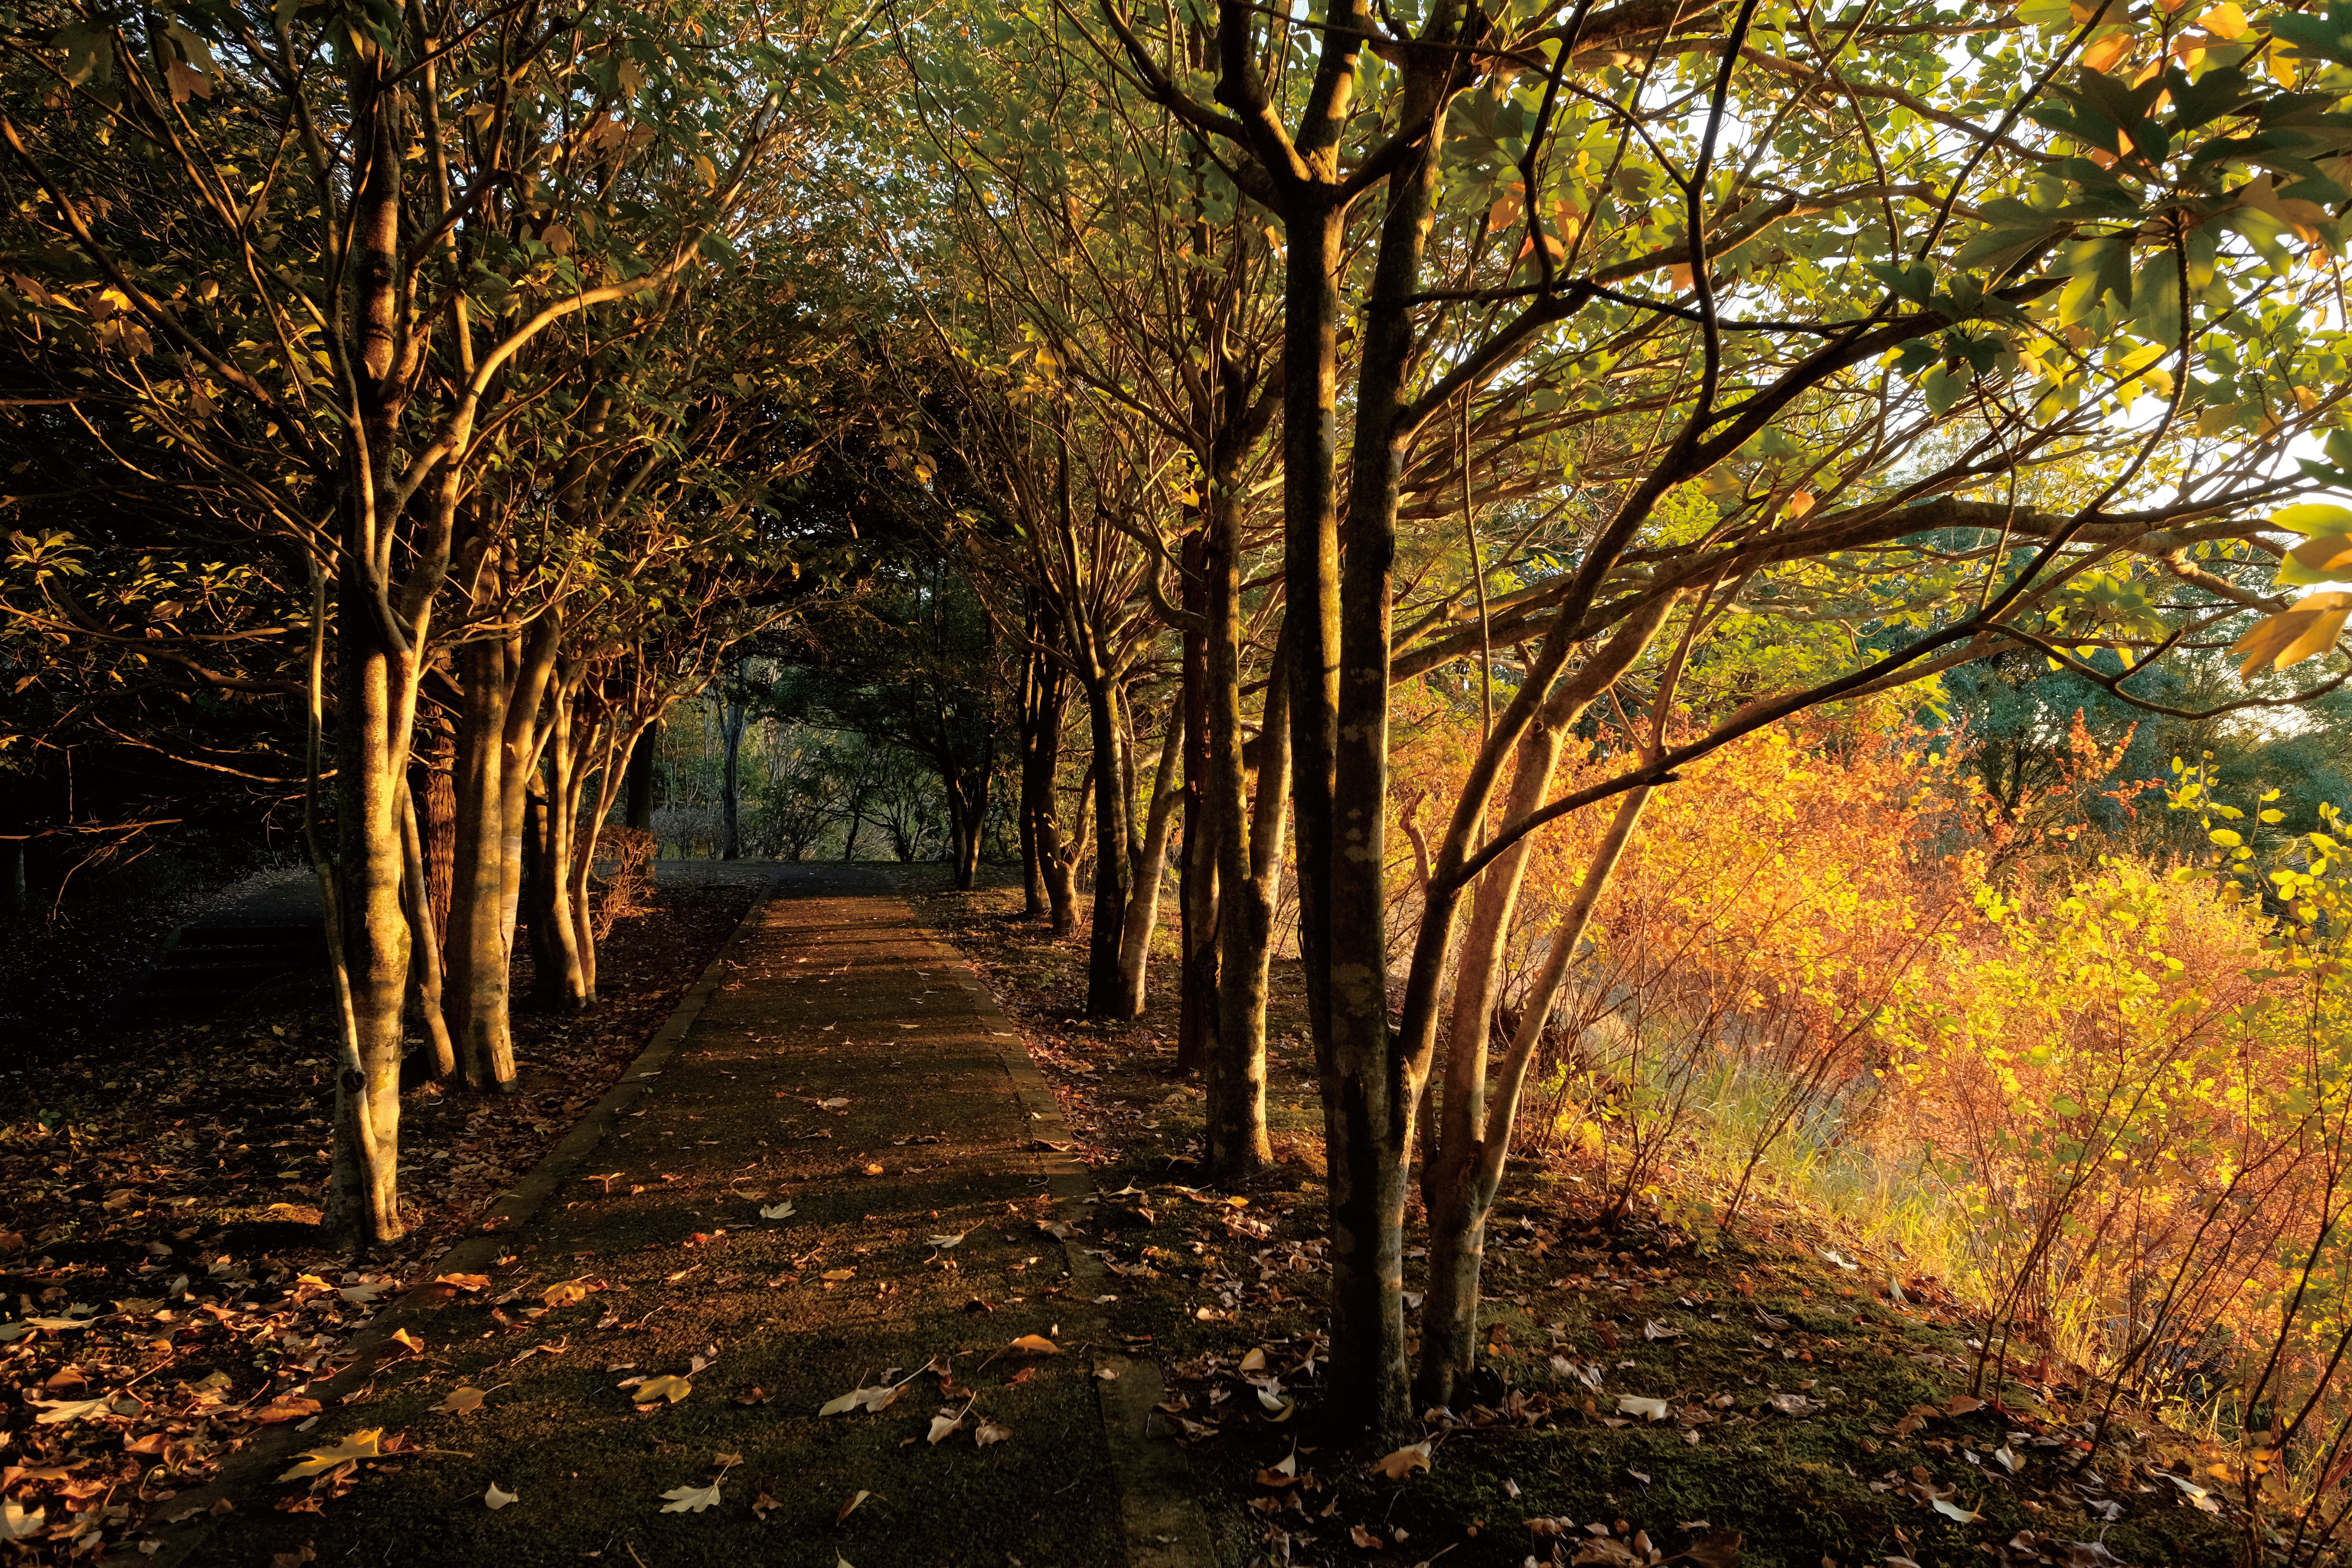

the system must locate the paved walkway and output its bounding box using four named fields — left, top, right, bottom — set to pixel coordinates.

left=187, top=866, right=1162, bottom=1567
